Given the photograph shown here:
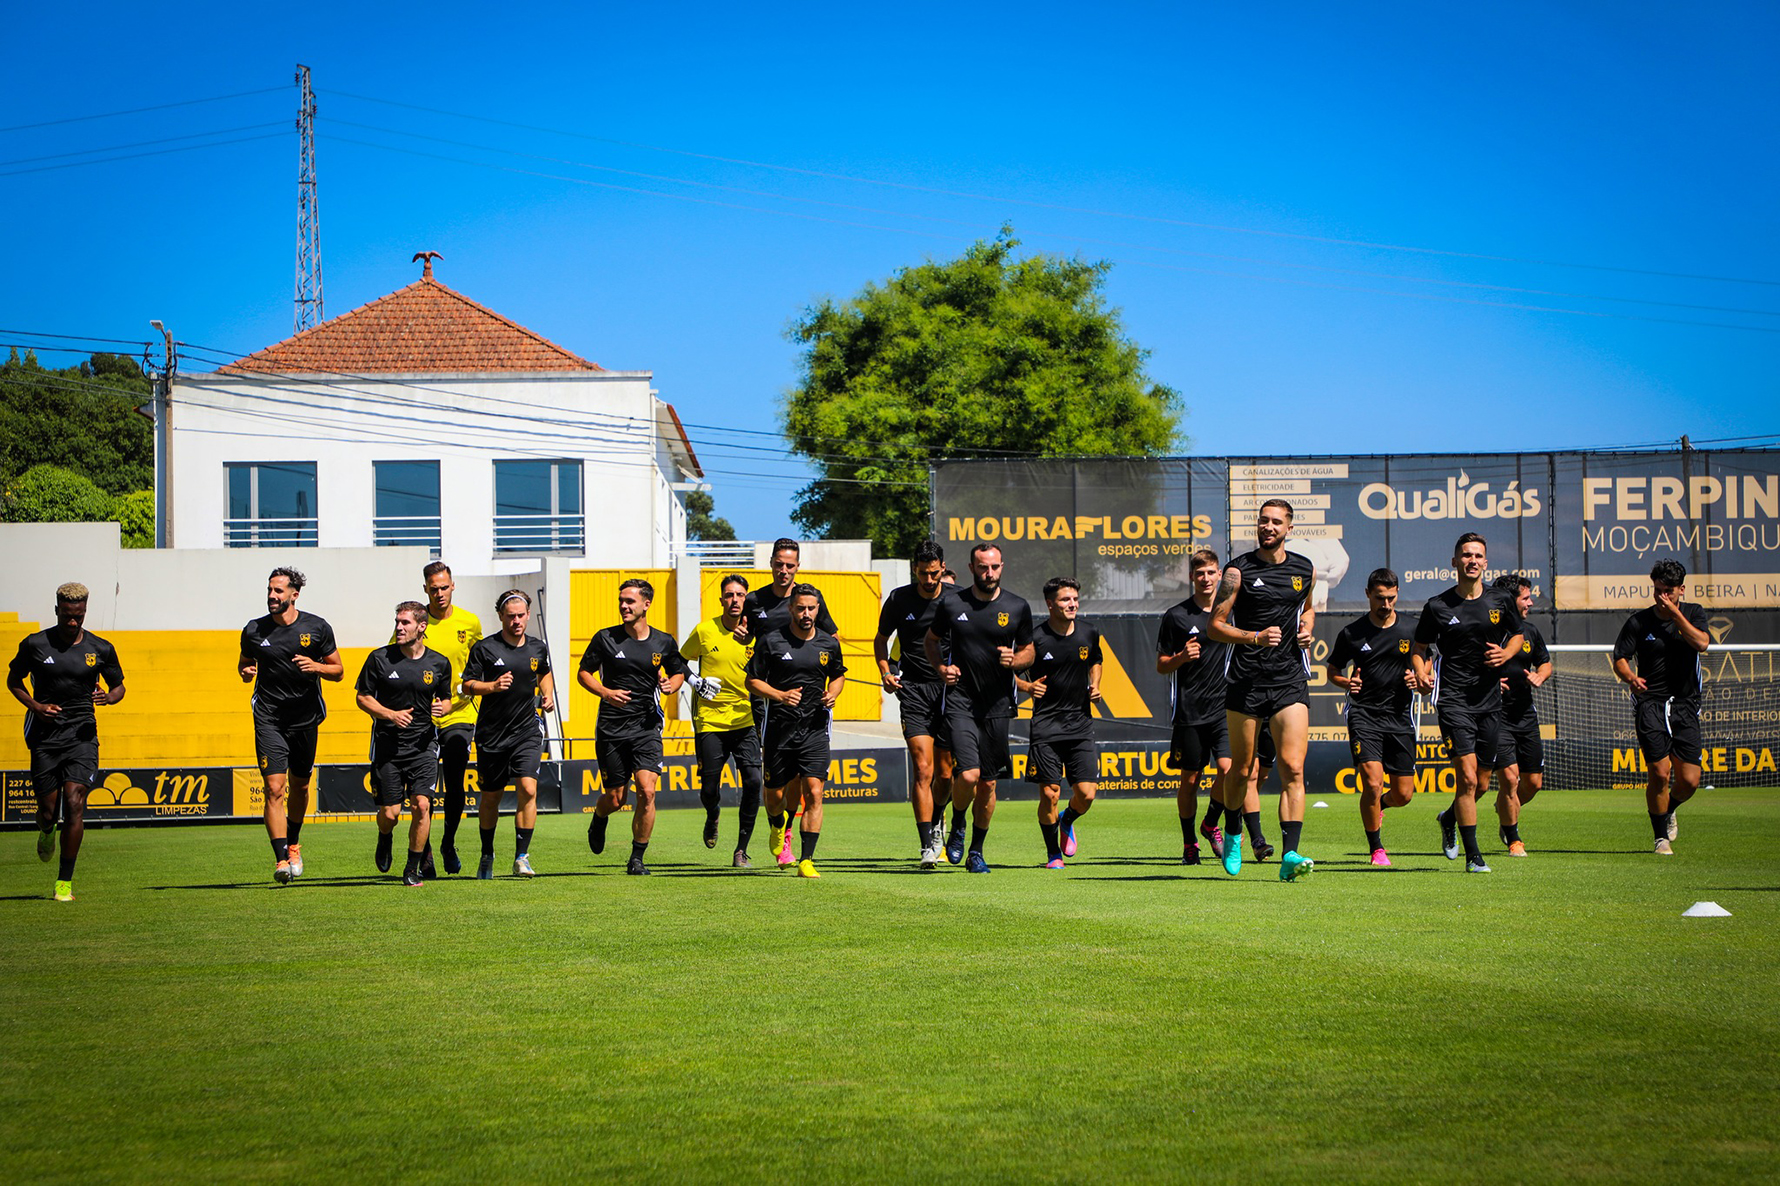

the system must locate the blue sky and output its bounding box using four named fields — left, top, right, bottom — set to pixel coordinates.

left=3, top=2, right=1775, bottom=543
